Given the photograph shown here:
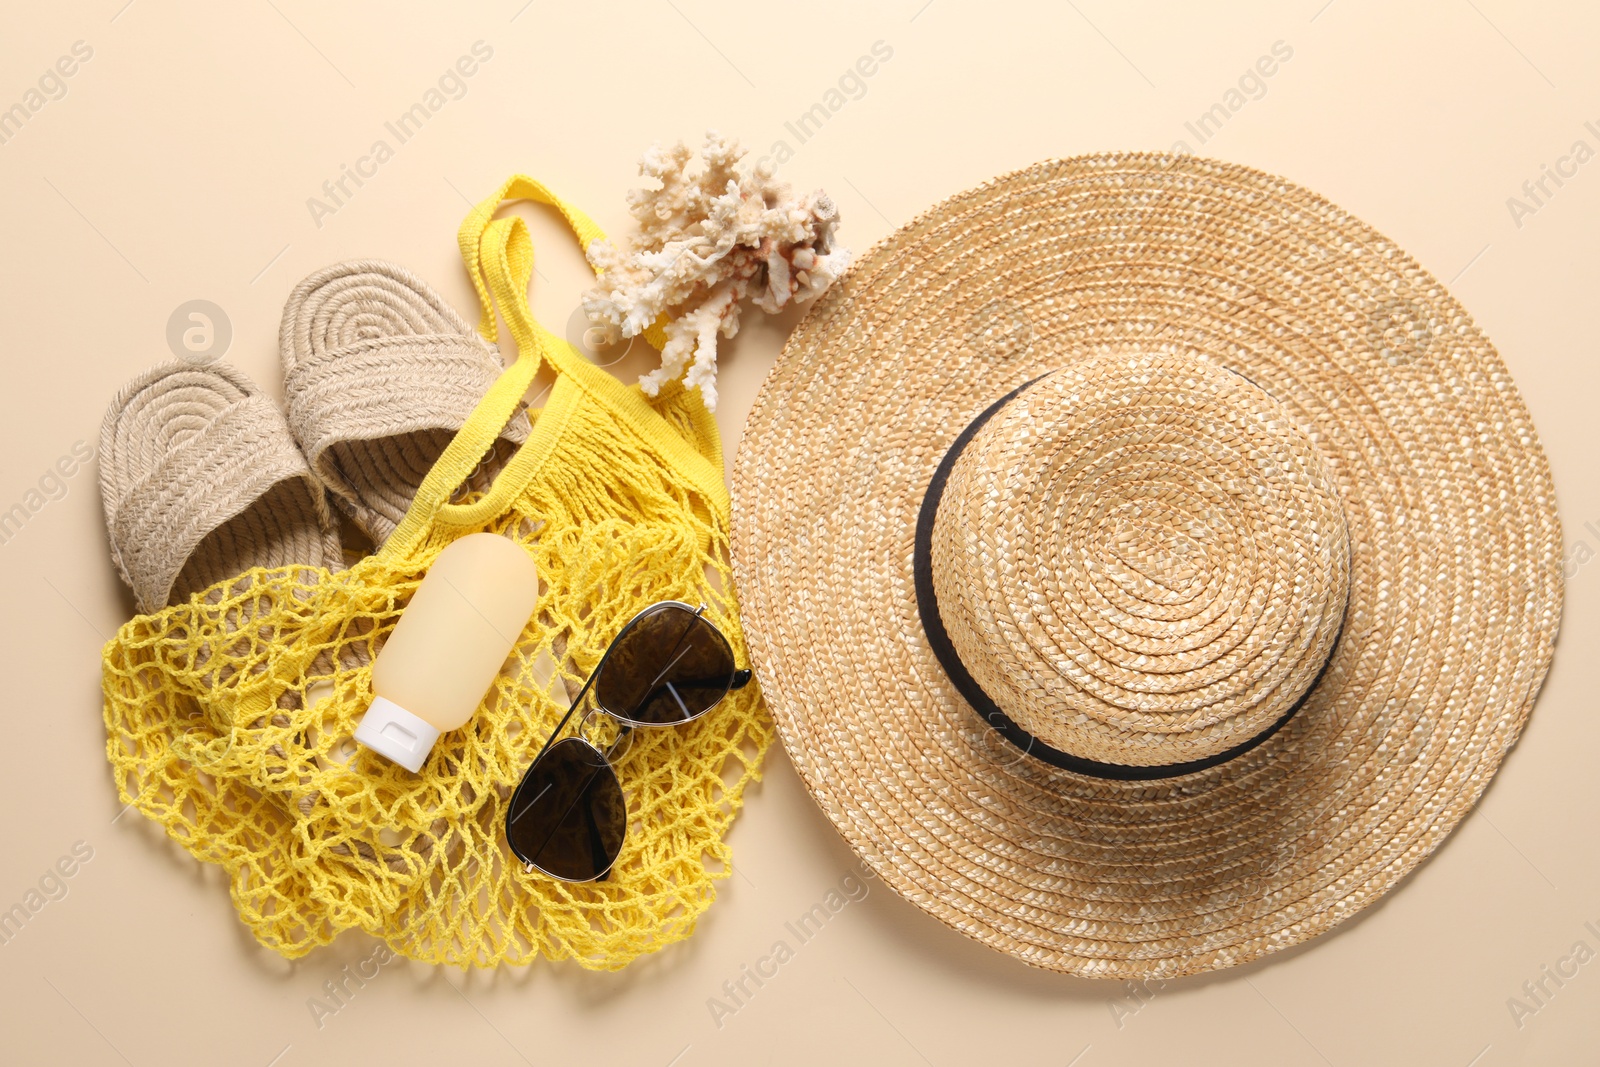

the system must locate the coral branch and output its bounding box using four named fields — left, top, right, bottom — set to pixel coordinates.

left=582, top=130, right=851, bottom=410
